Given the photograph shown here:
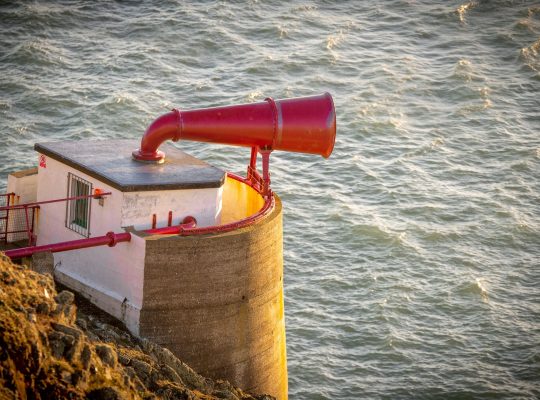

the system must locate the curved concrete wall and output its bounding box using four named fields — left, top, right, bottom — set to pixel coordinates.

left=139, top=196, right=287, bottom=399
